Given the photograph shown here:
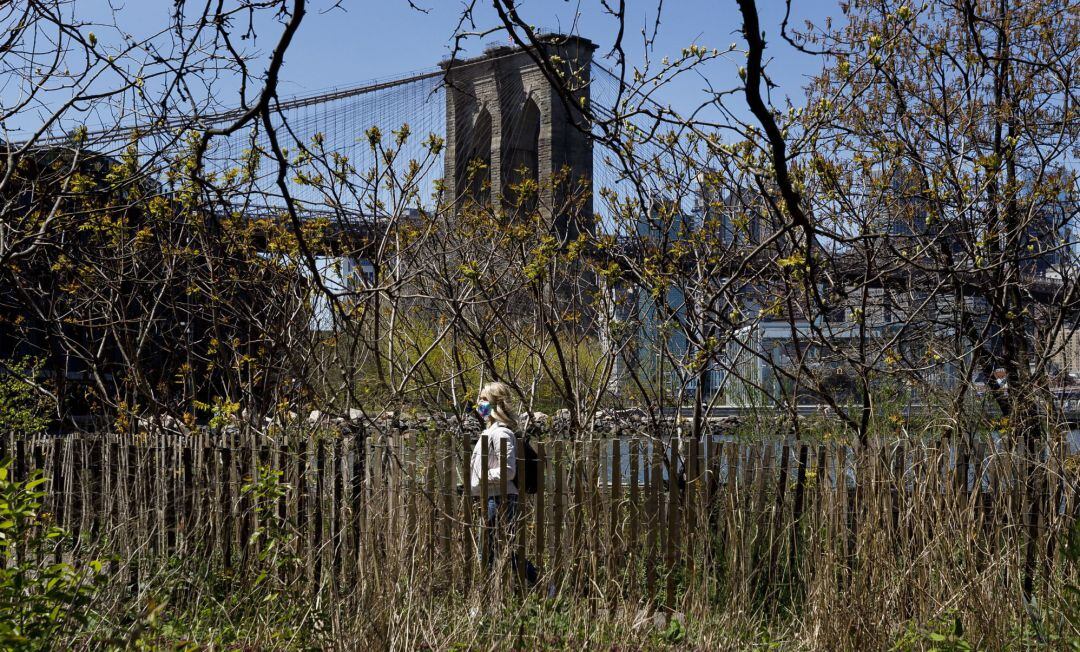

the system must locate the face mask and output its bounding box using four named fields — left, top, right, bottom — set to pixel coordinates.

left=476, top=400, right=492, bottom=419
